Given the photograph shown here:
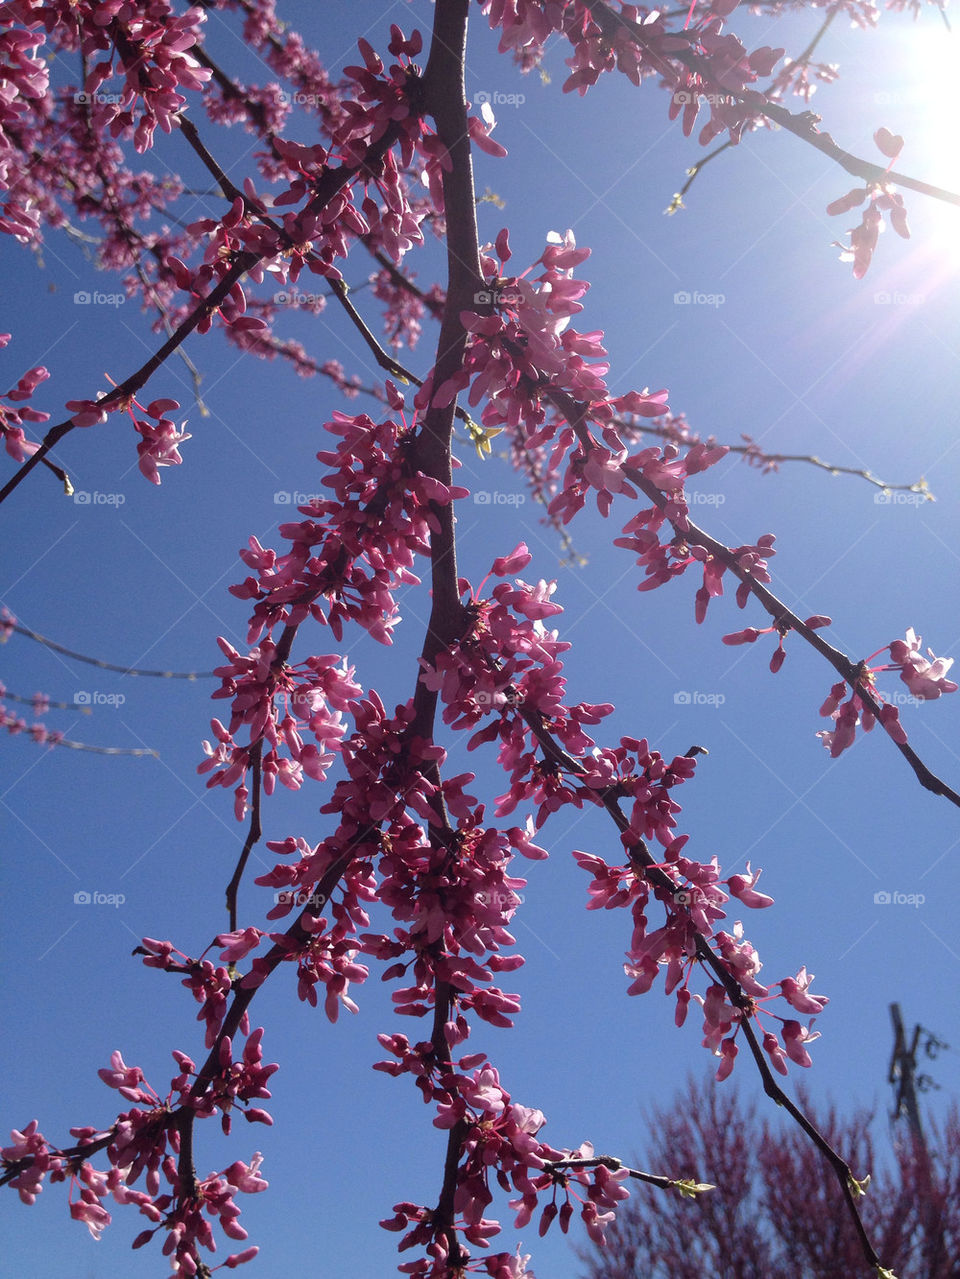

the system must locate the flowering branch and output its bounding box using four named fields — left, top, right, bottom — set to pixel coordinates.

left=545, top=386, right=960, bottom=809
left=0, top=109, right=409, bottom=505
left=584, top=0, right=960, bottom=208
